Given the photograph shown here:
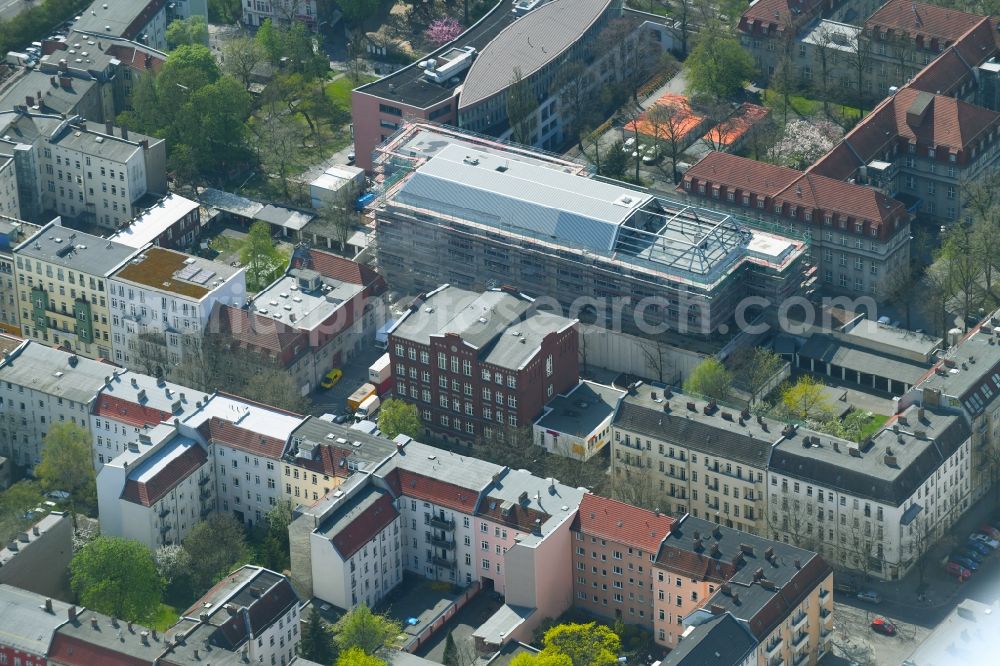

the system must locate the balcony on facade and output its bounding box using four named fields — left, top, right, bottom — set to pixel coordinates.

left=765, top=637, right=782, bottom=658
left=429, top=515, right=455, bottom=530
left=431, top=534, right=456, bottom=549
left=792, top=611, right=808, bottom=632
left=432, top=555, right=456, bottom=569
left=792, top=629, right=809, bottom=650
left=158, top=506, right=170, bottom=518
